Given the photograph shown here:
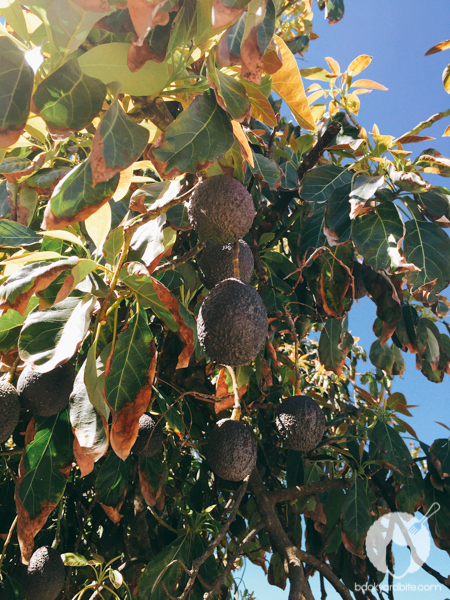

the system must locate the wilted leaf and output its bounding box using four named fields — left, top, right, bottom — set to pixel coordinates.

left=0, top=257, right=79, bottom=316
left=19, top=294, right=96, bottom=372
left=149, top=91, right=234, bottom=178
left=271, top=35, right=314, bottom=130
left=32, top=58, right=106, bottom=137
left=318, top=317, right=351, bottom=375
left=78, top=42, right=170, bottom=96
left=90, top=99, right=149, bottom=185
left=240, top=79, right=277, bottom=126
left=0, top=37, right=34, bottom=147
left=212, top=0, right=249, bottom=29
left=70, top=348, right=110, bottom=476
left=127, top=0, right=175, bottom=42
left=42, top=158, right=120, bottom=229
left=425, top=39, right=450, bottom=56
